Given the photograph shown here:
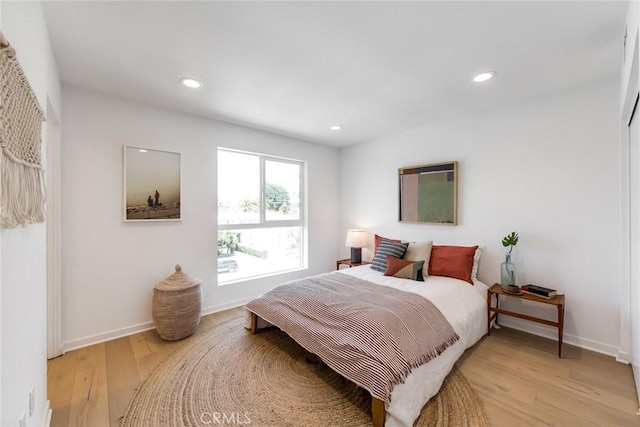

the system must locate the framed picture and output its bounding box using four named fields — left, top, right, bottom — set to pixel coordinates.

left=124, top=146, right=181, bottom=221
left=398, top=161, right=457, bottom=225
